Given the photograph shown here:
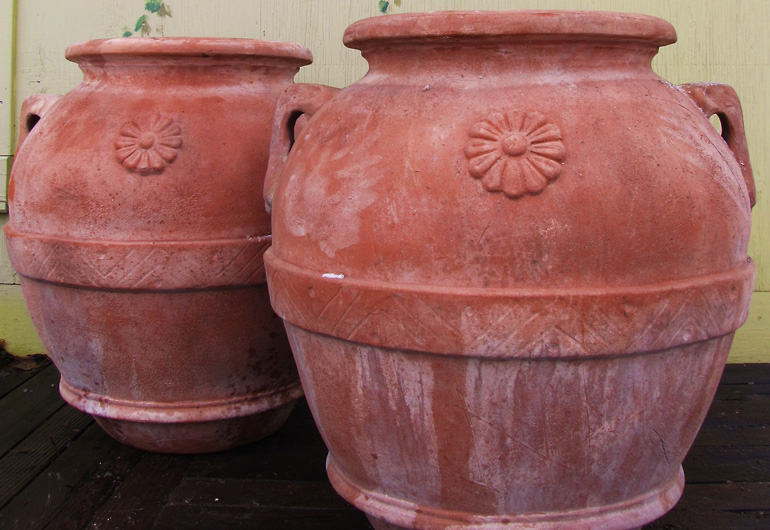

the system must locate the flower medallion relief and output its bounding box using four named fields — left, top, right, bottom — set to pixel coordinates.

left=115, top=114, right=182, bottom=175
left=464, top=110, right=566, bottom=198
